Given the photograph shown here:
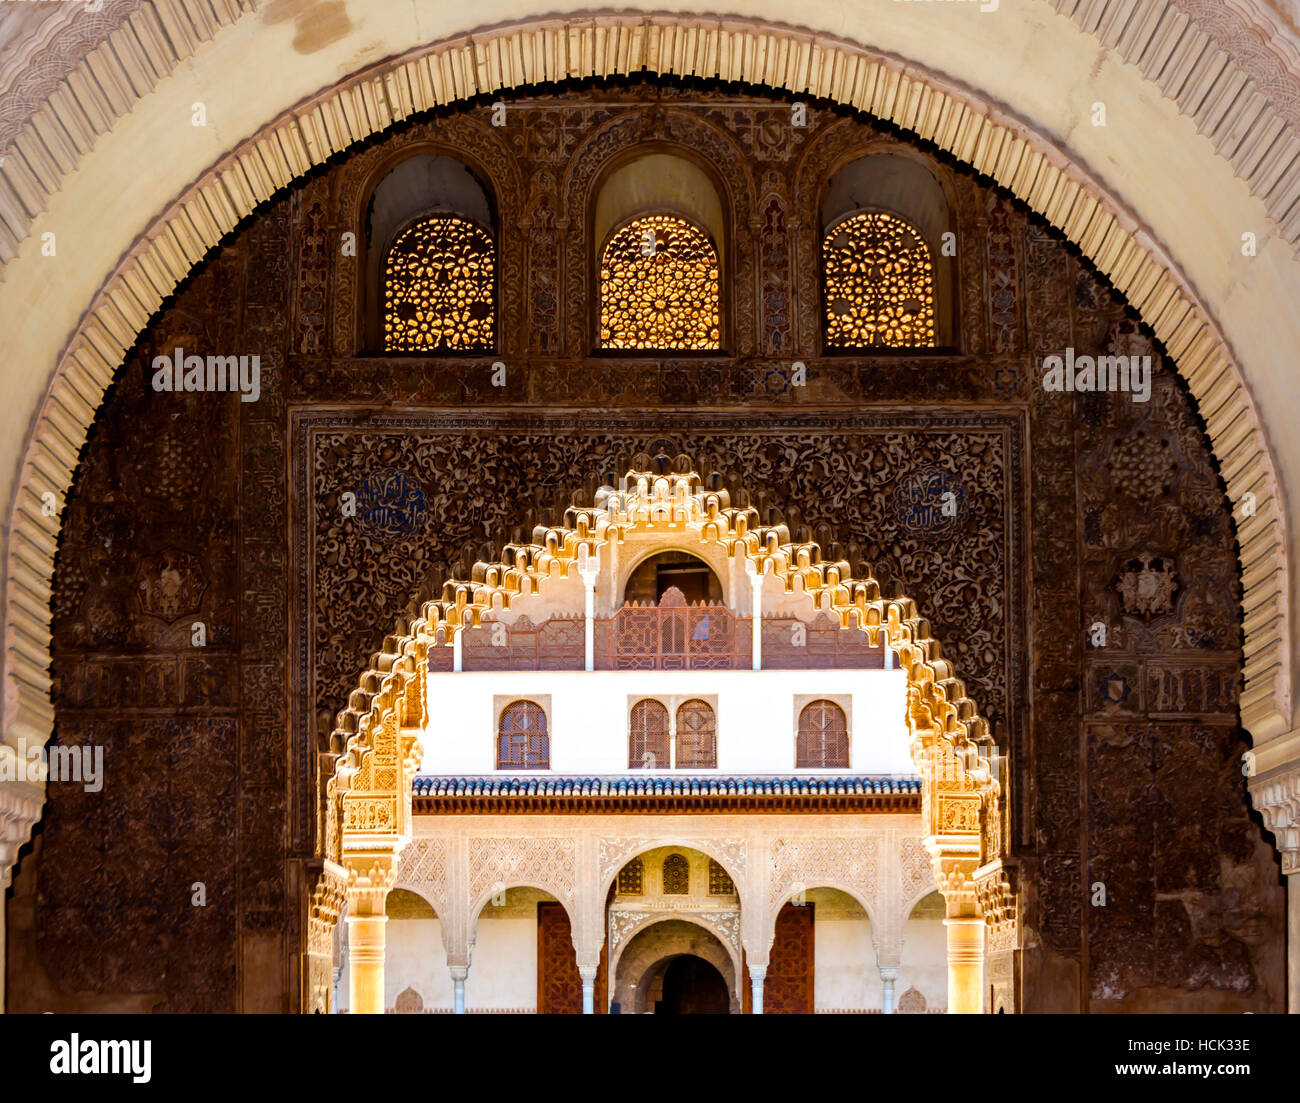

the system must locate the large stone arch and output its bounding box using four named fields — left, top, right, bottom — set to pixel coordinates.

left=2, top=1, right=1298, bottom=1009
left=326, top=459, right=1012, bottom=1012
left=4, top=9, right=1294, bottom=797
